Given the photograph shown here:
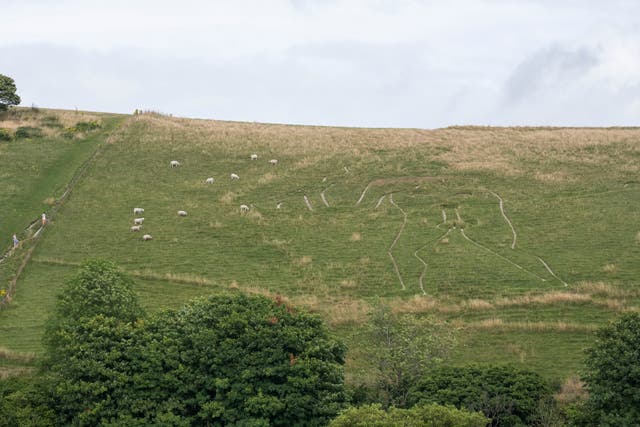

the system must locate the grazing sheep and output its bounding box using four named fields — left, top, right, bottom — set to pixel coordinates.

left=133, top=207, right=144, bottom=215
left=240, top=204, right=250, bottom=213
left=269, top=159, right=278, bottom=165
left=134, top=217, right=145, bottom=225
left=130, top=225, right=141, bottom=232
left=276, top=202, right=283, bottom=209
left=142, top=234, right=153, bottom=241
left=170, top=160, right=181, bottom=167
left=205, top=177, right=215, bottom=184
left=230, top=173, right=240, bottom=180
left=177, top=210, right=188, bottom=217
left=250, top=154, right=258, bottom=160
